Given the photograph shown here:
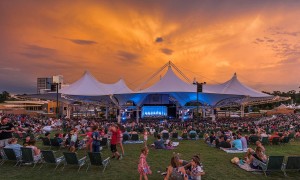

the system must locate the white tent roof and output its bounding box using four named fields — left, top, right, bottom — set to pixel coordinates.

left=60, top=71, right=110, bottom=96
left=203, top=73, right=270, bottom=97
left=105, top=79, right=134, bottom=94
left=139, top=66, right=195, bottom=93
